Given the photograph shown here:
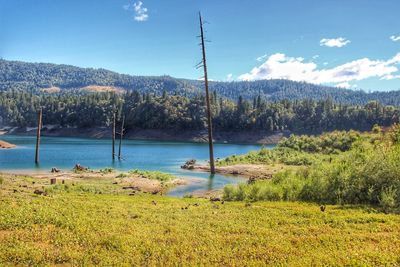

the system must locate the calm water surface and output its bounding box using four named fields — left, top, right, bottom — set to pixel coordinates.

left=0, top=135, right=273, bottom=196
